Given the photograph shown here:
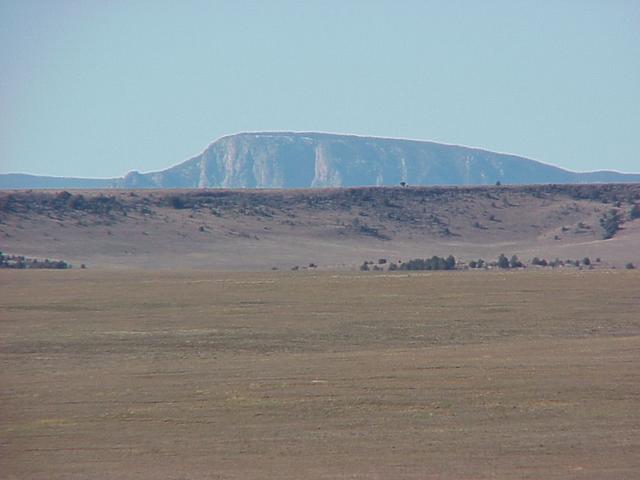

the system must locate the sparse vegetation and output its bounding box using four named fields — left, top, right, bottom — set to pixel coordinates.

left=509, top=255, right=523, bottom=268
left=599, top=209, right=623, bottom=239
left=0, top=185, right=639, bottom=271
left=398, top=255, right=456, bottom=271
left=0, top=252, right=70, bottom=269
left=468, top=259, right=485, bottom=269
left=497, top=254, right=510, bottom=269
